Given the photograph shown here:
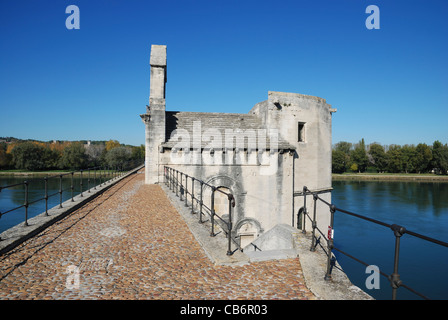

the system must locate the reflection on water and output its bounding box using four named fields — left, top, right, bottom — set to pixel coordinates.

left=332, top=180, right=448, bottom=300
